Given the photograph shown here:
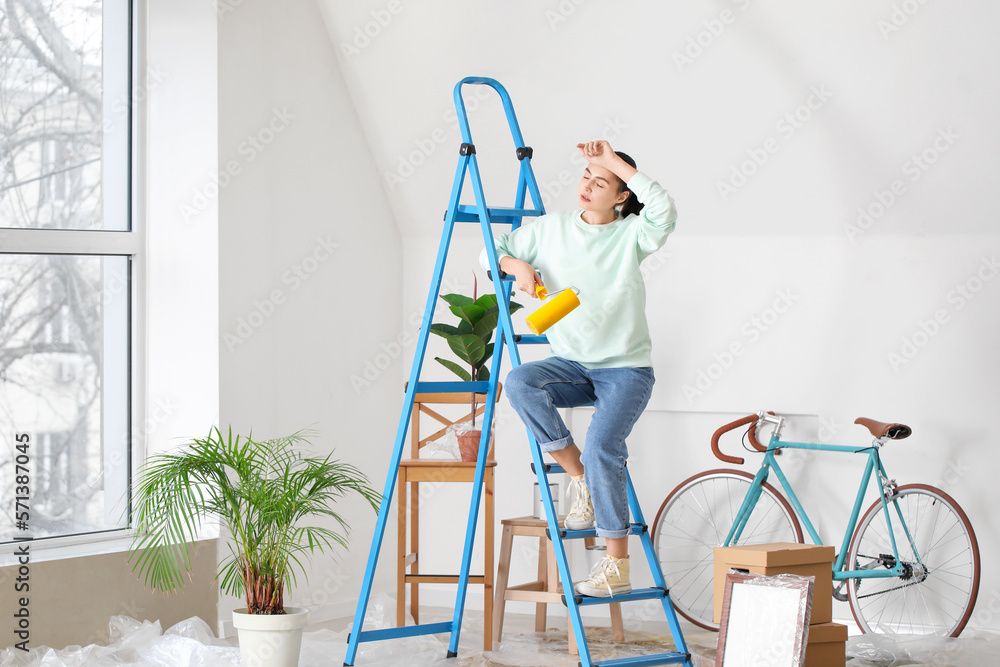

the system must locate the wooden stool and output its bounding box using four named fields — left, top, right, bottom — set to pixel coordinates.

left=397, top=388, right=502, bottom=652
left=493, top=516, right=624, bottom=654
